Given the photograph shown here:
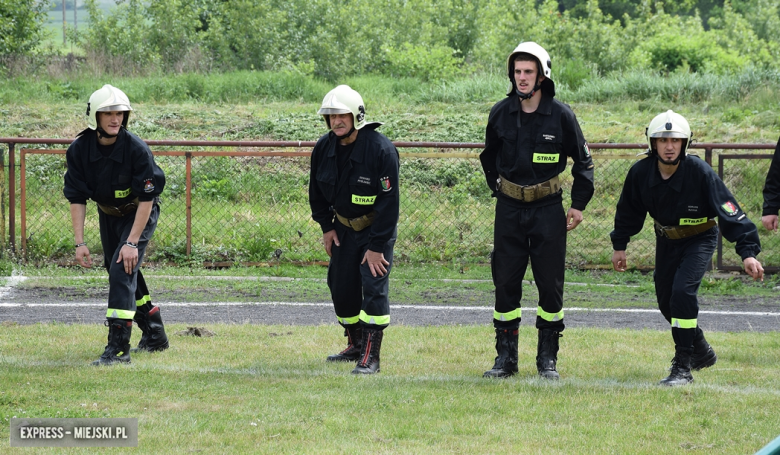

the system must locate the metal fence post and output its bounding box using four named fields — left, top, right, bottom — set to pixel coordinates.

left=20, top=149, right=27, bottom=260
left=186, top=152, right=192, bottom=256
left=8, top=142, right=15, bottom=253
